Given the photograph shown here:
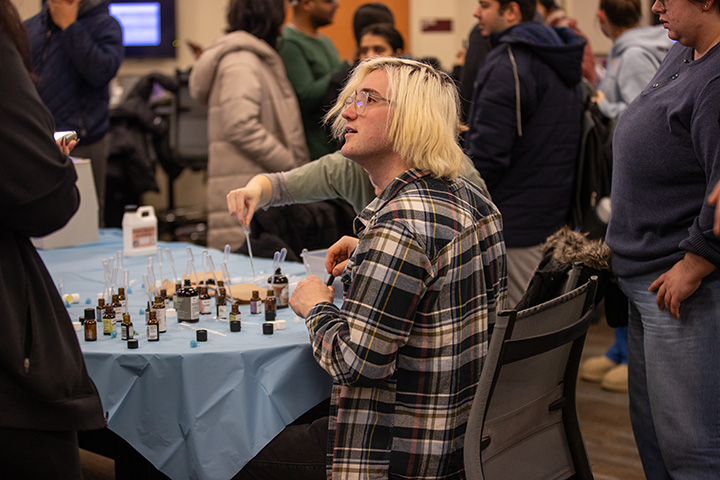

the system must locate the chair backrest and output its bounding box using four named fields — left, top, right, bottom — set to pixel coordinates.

left=464, top=277, right=598, bottom=480
left=168, top=69, right=208, bottom=170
